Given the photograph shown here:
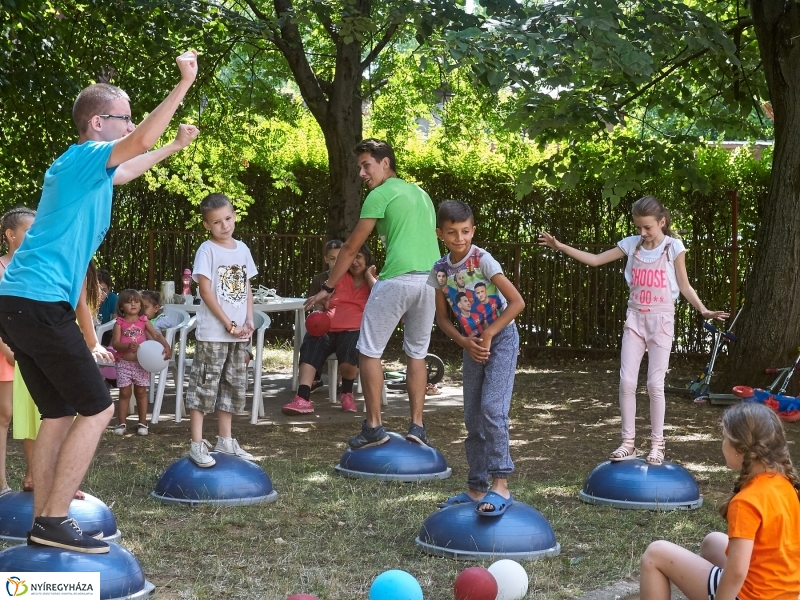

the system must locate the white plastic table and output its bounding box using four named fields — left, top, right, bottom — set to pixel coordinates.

left=174, top=298, right=307, bottom=390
